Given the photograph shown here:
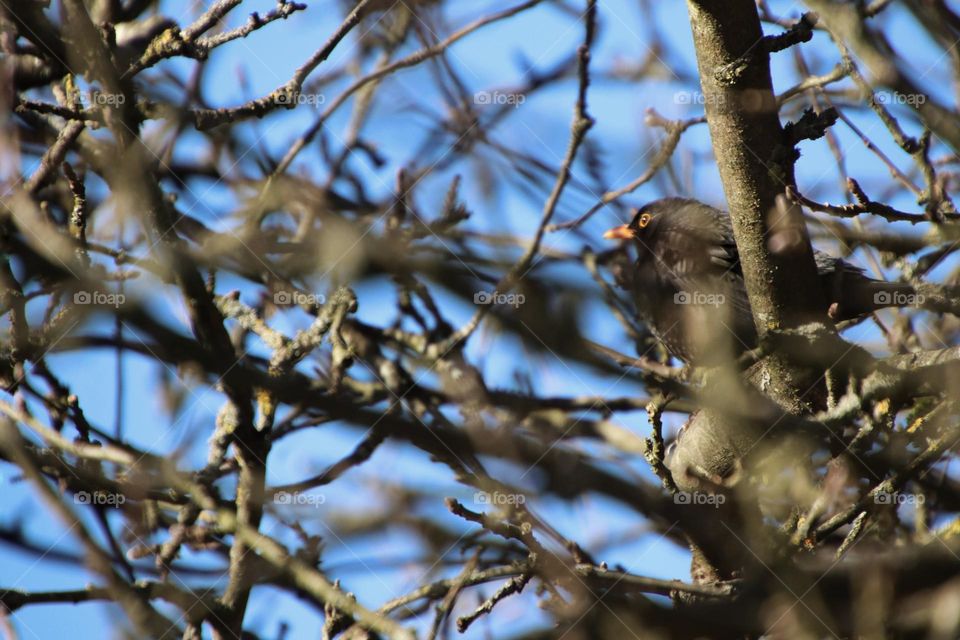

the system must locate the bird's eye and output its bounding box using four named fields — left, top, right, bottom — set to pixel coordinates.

left=637, top=213, right=652, bottom=228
